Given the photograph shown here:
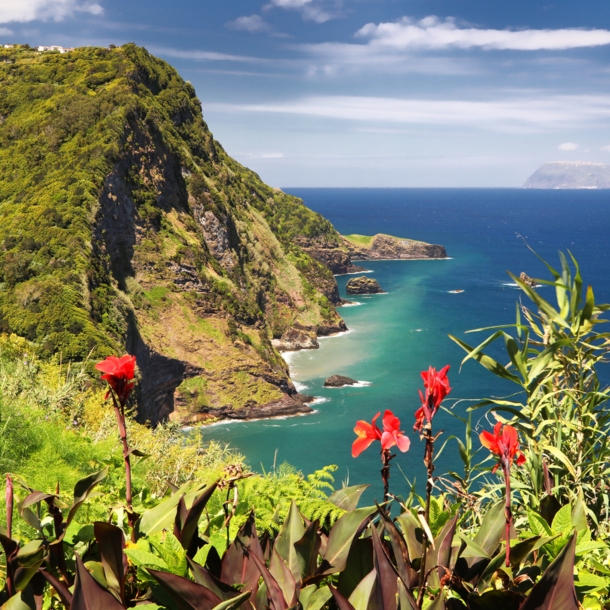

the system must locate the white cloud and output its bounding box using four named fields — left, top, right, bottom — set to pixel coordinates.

left=0, top=26, right=12, bottom=35
left=558, top=142, right=579, bottom=150
left=355, top=16, right=610, bottom=51
left=204, top=94, right=610, bottom=132
left=152, top=47, right=264, bottom=63
left=238, top=152, right=285, bottom=159
left=264, top=0, right=338, bottom=23
left=226, top=15, right=271, bottom=33
left=601, top=145, right=610, bottom=152
left=0, top=0, right=103, bottom=23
